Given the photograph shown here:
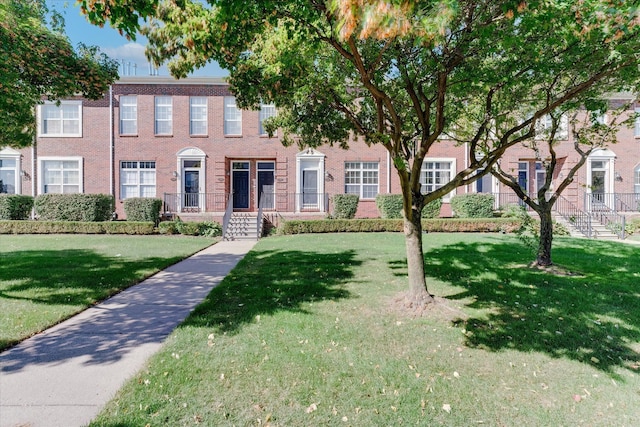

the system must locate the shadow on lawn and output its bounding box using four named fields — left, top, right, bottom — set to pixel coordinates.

left=180, top=248, right=358, bottom=334
left=423, top=236, right=640, bottom=374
